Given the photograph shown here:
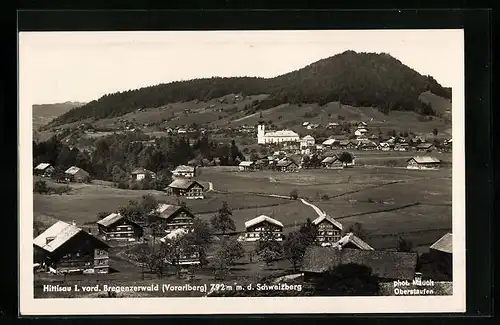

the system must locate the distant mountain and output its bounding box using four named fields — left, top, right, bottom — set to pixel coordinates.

left=48, top=51, right=451, bottom=128
left=33, top=101, right=86, bottom=130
